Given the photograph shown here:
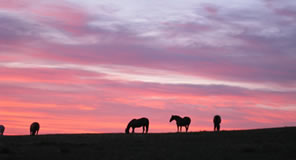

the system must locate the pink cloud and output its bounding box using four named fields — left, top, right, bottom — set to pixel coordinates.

left=0, top=66, right=104, bottom=85
left=274, top=9, right=296, bottom=19
left=0, top=0, right=31, bottom=10
left=32, top=3, right=92, bottom=36
left=264, top=0, right=296, bottom=20
left=203, top=4, right=219, bottom=15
